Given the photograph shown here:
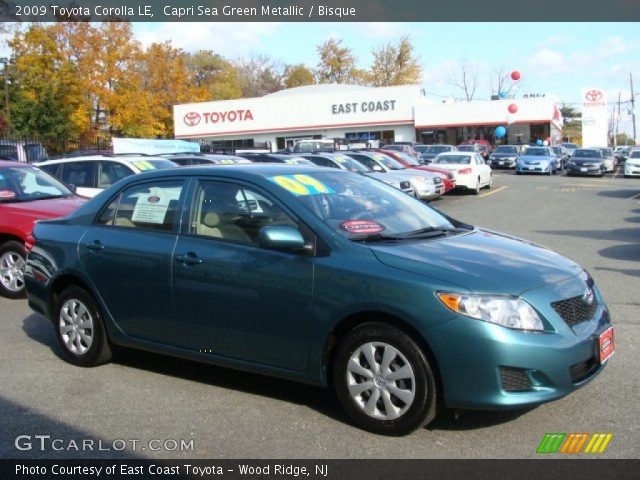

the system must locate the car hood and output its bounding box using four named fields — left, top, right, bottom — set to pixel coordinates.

left=369, top=229, right=582, bottom=295
left=1, top=196, right=86, bottom=220
left=519, top=155, right=553, bottom=163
